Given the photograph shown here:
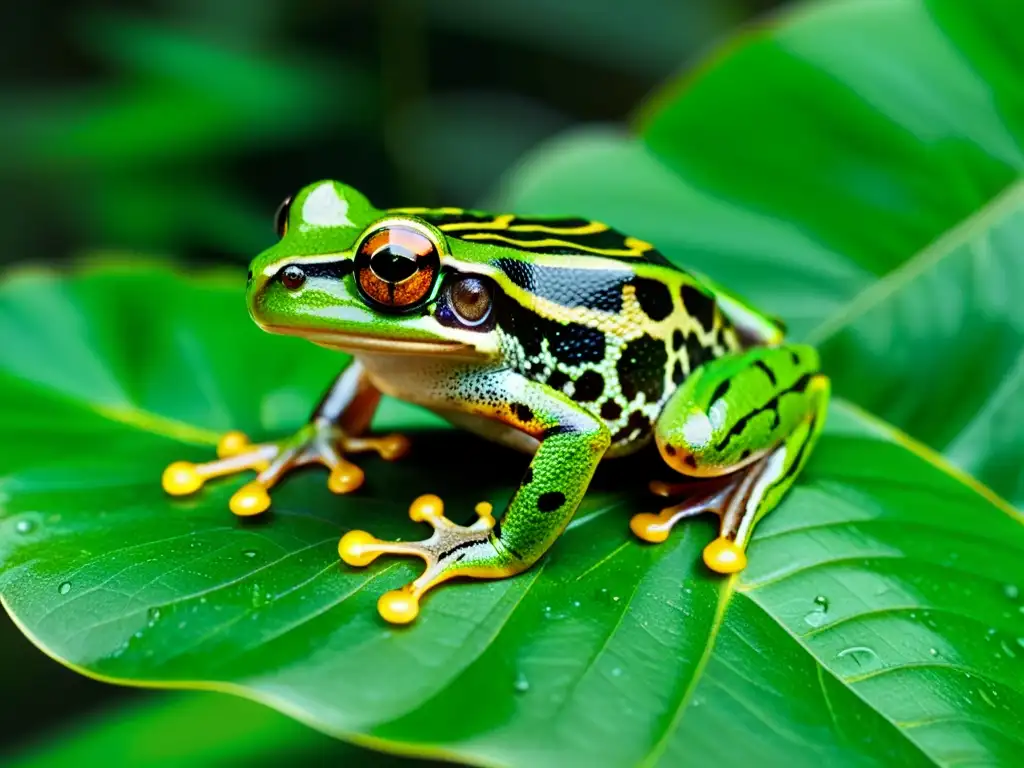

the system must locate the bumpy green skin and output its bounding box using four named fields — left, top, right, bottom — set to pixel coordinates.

left=240, top=180, right=829, bottom=602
